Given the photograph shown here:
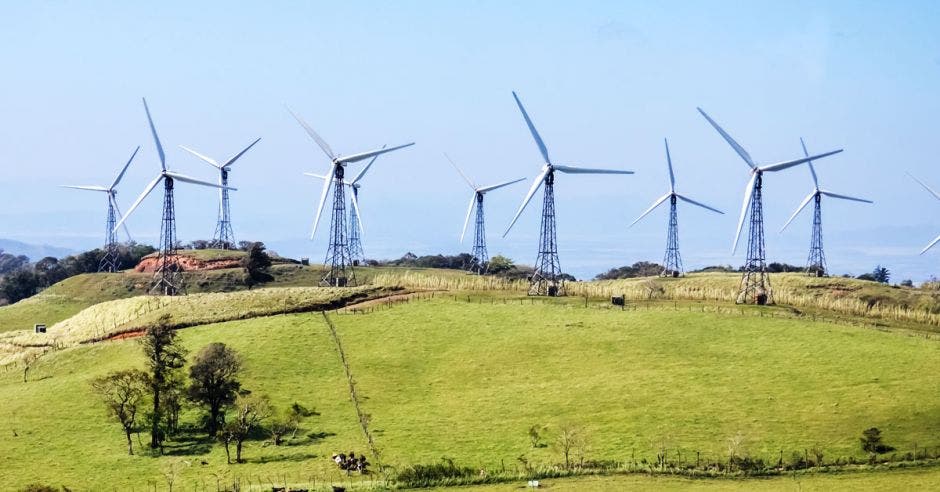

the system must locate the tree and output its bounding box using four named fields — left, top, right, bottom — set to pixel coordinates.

left=187, top=343, right=242, bottom=436
left=242, top=242, right=272, bottom=287
left=860, top=427, right=894, bottom=454
left=33, top=257, right=67, bottom=287
left=269, top=402, right=317, bottom=446
left=487, top=255, right=515, bottom=274
left=554, top=424, right=585, bottom=469
left=872, top=265, right=890, bottom=284
left=223, top=394, right=272, bottom=463
left=91, top=369, right=150, bottom=455
left=141, top=316, right=187, bottom=450
left=0, top=268, right=39, bottom=304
